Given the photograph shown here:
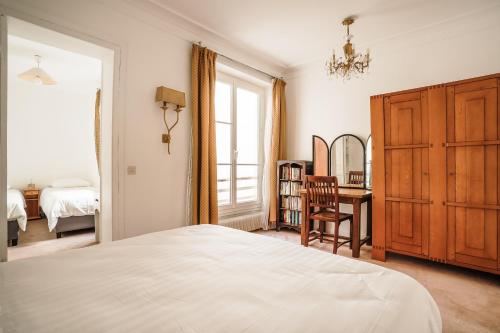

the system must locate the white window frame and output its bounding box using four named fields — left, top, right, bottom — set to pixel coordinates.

left=216, top=72, right=265, bottom=217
